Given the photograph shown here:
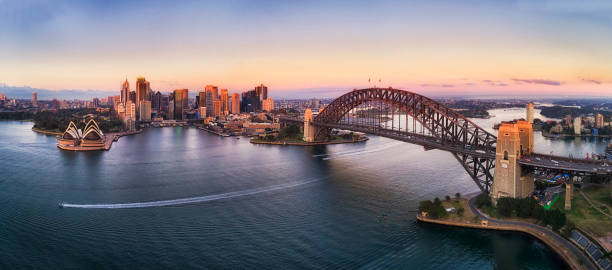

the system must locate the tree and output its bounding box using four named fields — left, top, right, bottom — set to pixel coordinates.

left=543, top=209, right=566, bottom=231
left=455, top=193, right=461, bottom=200
left=445, top=195, right=451, bottom=201
left=496, top=197, right=515, bottom=217
left=457, top=207, right=465, bottom=217
left=475, top=193, right=492, bottom=208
